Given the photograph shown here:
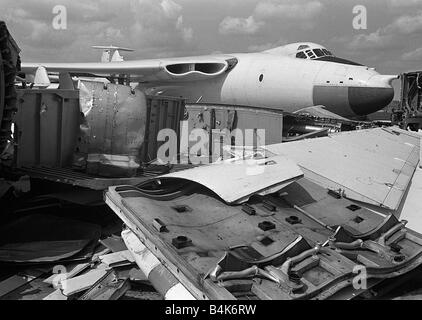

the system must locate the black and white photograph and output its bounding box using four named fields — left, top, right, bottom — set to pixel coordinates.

left=0, top=0, right=422, bottom=311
